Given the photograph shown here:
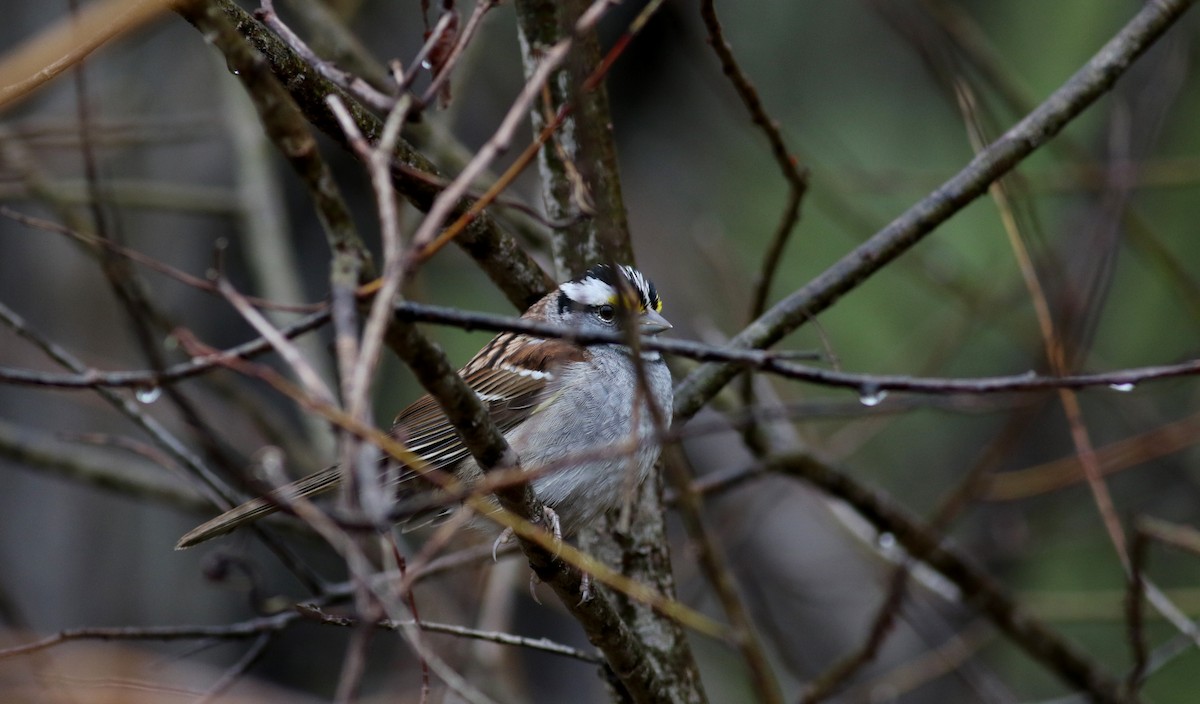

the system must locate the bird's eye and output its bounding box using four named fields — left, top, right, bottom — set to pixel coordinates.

left=597, top=304, right=616, bottom=322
